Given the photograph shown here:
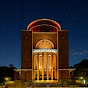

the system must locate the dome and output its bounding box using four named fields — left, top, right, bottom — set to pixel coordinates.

left=27, top=18, right=61, bottom=32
